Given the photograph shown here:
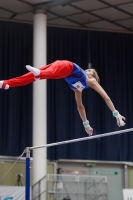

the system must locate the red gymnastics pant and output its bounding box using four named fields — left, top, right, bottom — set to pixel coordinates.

left=2, top=60, right=73, bottom=89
